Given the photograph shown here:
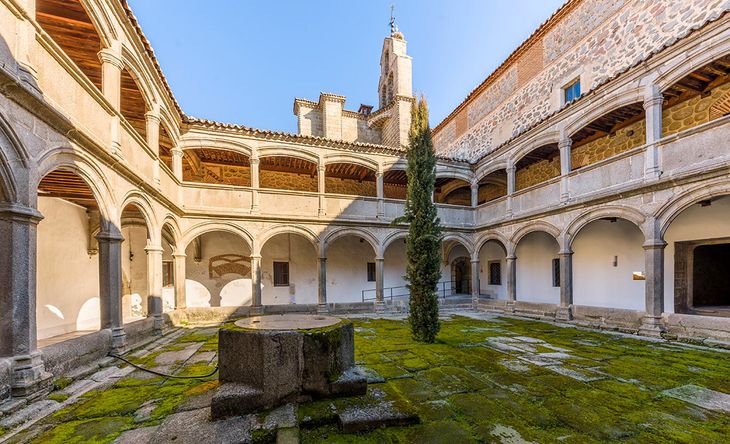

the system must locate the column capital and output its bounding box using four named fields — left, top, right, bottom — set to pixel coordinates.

left=250, top=156, right=260, bottom=165
left=250, top=254, right=262, bottom=260
left=643, top=239, right=667, bottom=249
left=171, top=147, right=184, bottom=157
left=375, top=256, right=384, bottom=262
left=144, top=245, right=164, bottom=254
left=96, top=230, right=124, bottom=243
left=98, top=48, right=123, bottom=70
left=558, top=249, right=574, bottom=256
left=558, top=137, right=572, bottom=150
left=172, top=252, right=187, bottom=259
left=0, top=203, right=43, bottom=223
left=506, top=255, right=517, bottom=261
left=145, top=110, right=161, bottom=124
